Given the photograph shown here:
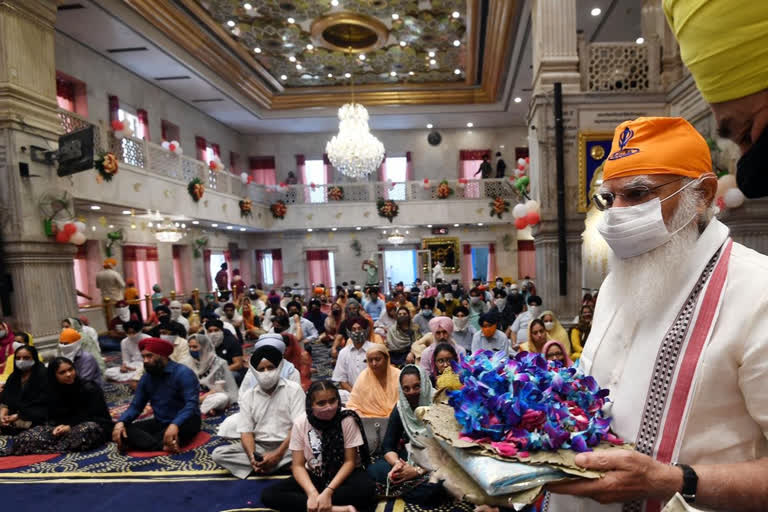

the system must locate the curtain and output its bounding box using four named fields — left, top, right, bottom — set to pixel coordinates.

left=212, top=143, right=221, bottom=158
left=203, top=249, right=212, bottom=291
left=249, top=156, right=276, bottom=185
left=272, top=249, right=284, bottom=286
left=122, top=246, right=160, bottom=301
left=517, top=241, right=536, bottom=279
left=239, top=249, right=253, bottom=286
left=57, top=77, right=76, bottom=112
left=296, top=154, right=311, bottom=202
left=306, top=250, right=331, bottom=287
left=172, top=245, right=185, bottom=294
left=254, top=250, right=265, bottom=286
left=462, top=244, right=473, bottom=287
left=195, top=136, right=207, bottom=161
left=137, top=109, right=150, bottom=140
left=108, top=95, right=120, bottom=123
left=73, top=244, right=89, bottom=305
left=459, top=149, right=490, bottom=199
left=487, top=243, right=497, bottom=282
